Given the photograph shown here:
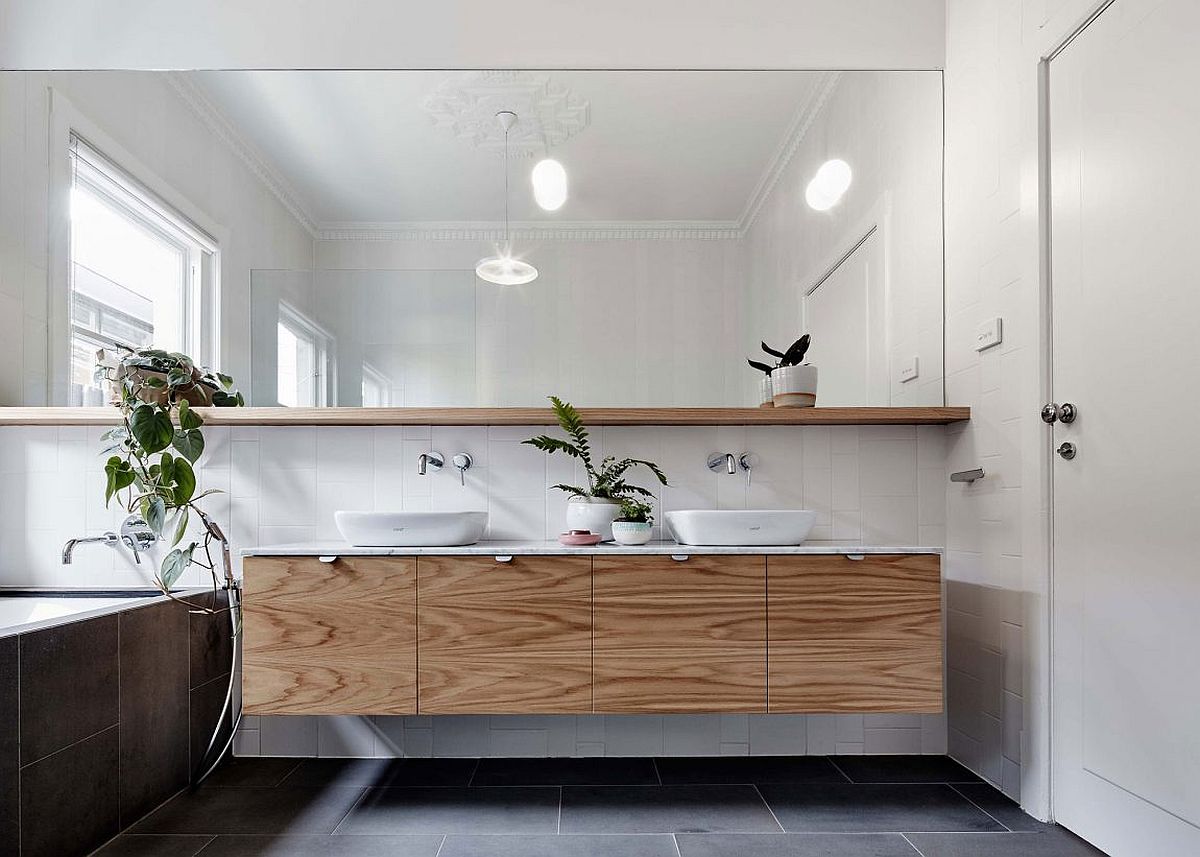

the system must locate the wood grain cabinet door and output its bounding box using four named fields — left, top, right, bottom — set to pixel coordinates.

left=767, top=554, right=943, bottom=713
left=242, top=556, right=417, bottom=715
left=417, top=556, right=592, bottom=714
left=593, top=555, right=766, bottom=713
